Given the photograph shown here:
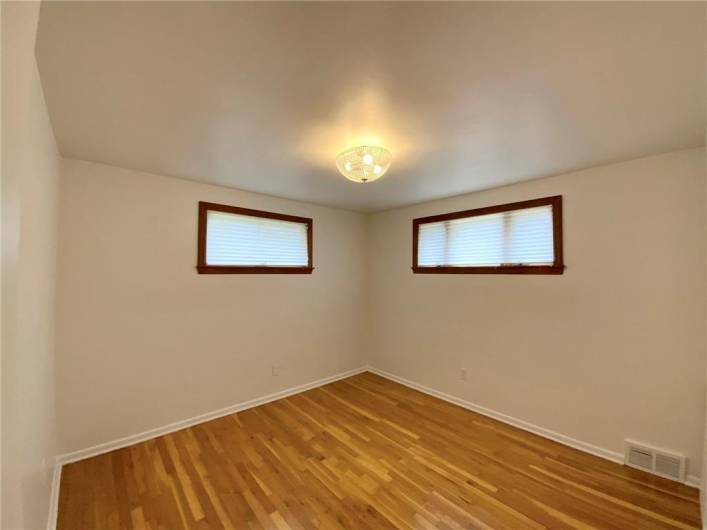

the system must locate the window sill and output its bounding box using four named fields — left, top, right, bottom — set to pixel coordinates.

left=197, top=266, right=314, bottom=274
left=411, top=265, right=565, bottom=275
